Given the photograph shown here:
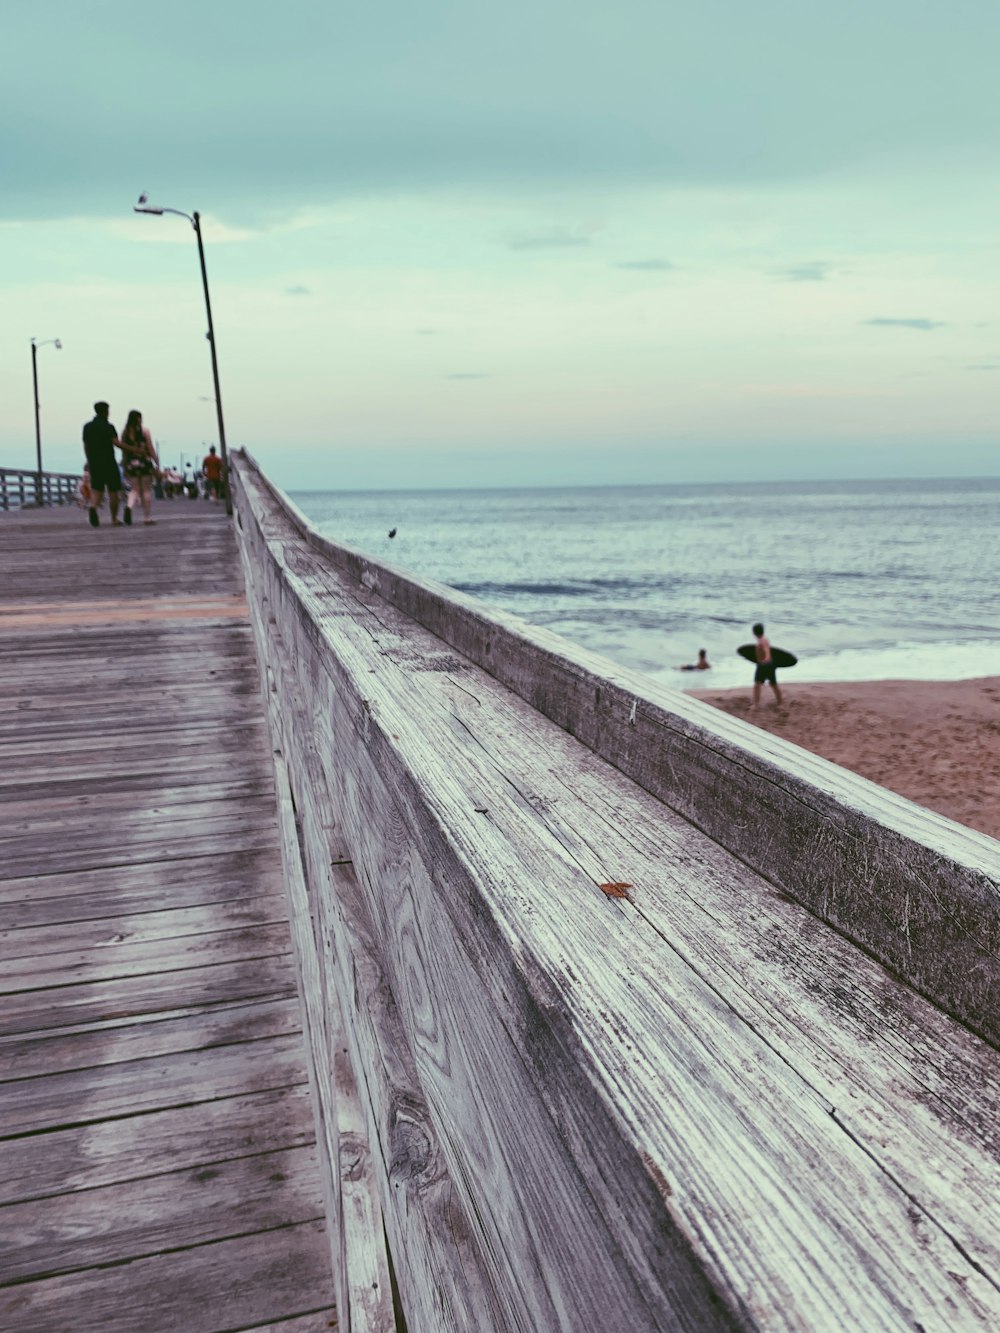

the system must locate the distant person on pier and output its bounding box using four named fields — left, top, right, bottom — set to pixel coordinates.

left=120, top=410, right=160, bottom=526
left=751, top=622, right=783, bottom=710
left=202, top=445, right=223, bottom=503
left=82, top=401, right=122, bottom=528
left=679, top=649, right=711, bottom=672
